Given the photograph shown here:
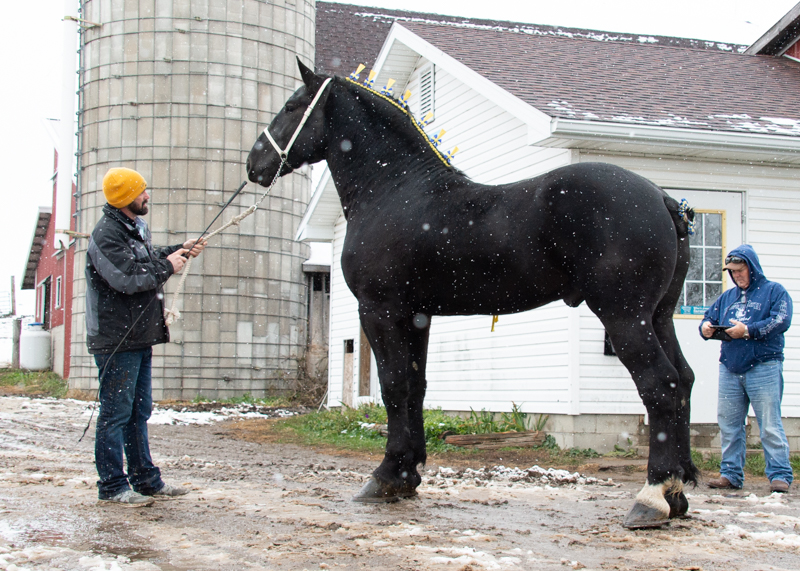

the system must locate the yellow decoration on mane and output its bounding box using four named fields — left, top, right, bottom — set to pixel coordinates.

left=344, top=65, right=458, bottom=169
